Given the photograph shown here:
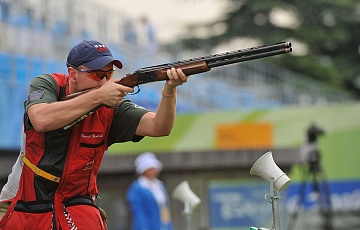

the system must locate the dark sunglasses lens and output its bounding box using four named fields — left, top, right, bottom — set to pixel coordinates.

left=99, top=74, right=107, bottom=80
